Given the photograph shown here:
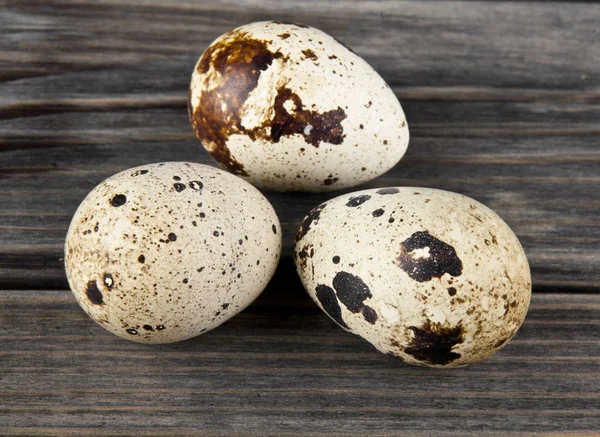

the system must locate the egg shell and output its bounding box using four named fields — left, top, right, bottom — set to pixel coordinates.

left=188, top=21, right=409, bottom=192
left=293, top=187, right=531, bottom=367
left=65, top=162, right=282, bottom=344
